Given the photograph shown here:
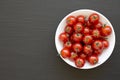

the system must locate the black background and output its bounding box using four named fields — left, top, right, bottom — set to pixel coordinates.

left=0, top=0, right=119, bottom=80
